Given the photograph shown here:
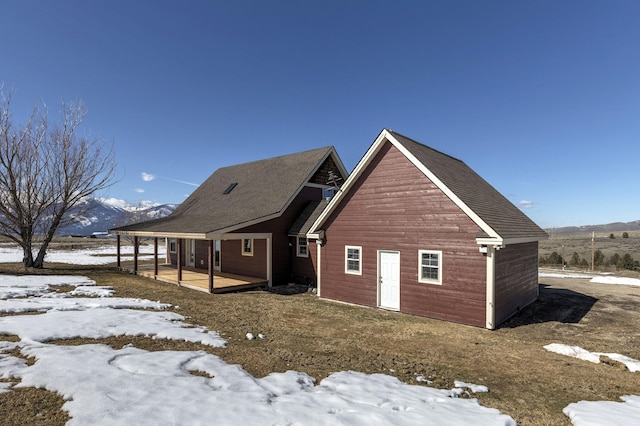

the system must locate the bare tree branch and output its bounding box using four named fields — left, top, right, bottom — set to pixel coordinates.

left=0, top=88, right=116, bottom=268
